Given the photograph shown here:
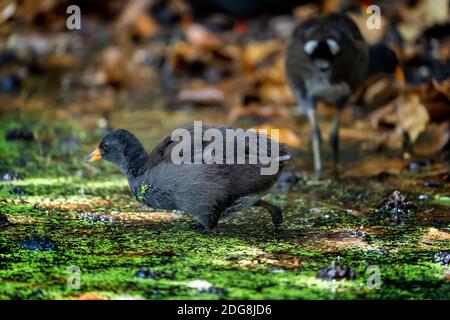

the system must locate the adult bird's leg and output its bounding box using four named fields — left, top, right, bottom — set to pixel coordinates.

left=330, top=108, right=341, bottom=177
left=253, top=200, right=282, bottom=230
left=302, top=98, right=322, bottom=180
